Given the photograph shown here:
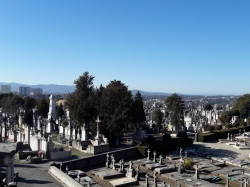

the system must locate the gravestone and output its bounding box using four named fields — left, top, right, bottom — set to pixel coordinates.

left=126, top=161, right=134, bottom=178
left=147, top=149, right=150, bottom=161
left=159, top=155, right=163, bottom=165
left=145, top=173, right=149, bottom=187
left=153, top=171, right=158, bottom=187
left=153, top=151, right=157, bottom=162
left=193, top=165, right=199, bottom=179
left=106, top=153, right=110, bottom=168
left=134, top=165, right=140, bottom=181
